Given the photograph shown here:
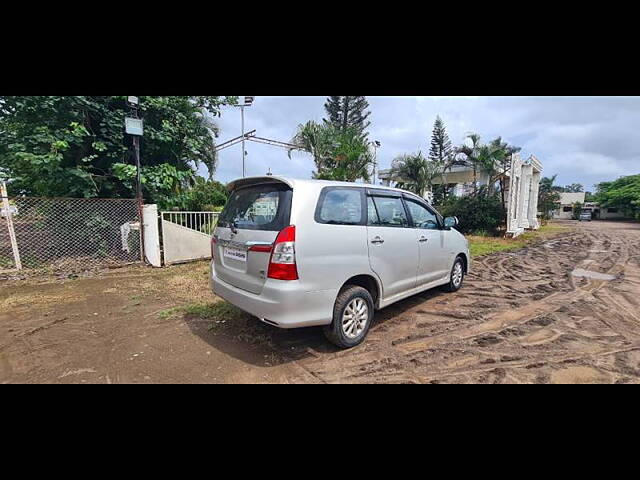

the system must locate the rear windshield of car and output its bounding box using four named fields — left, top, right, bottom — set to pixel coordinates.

left=218, top=183, right=292, bottom=231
